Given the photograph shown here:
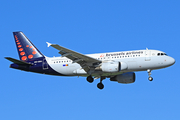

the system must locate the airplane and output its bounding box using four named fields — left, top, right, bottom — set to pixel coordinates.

left=5, top=32, right=175, bottom=89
